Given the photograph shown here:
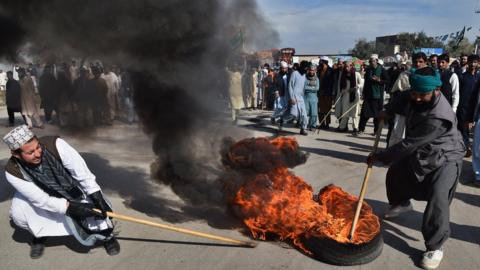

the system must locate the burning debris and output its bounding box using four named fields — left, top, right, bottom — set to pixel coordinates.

left=221, top=136, right=381, bottom=254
